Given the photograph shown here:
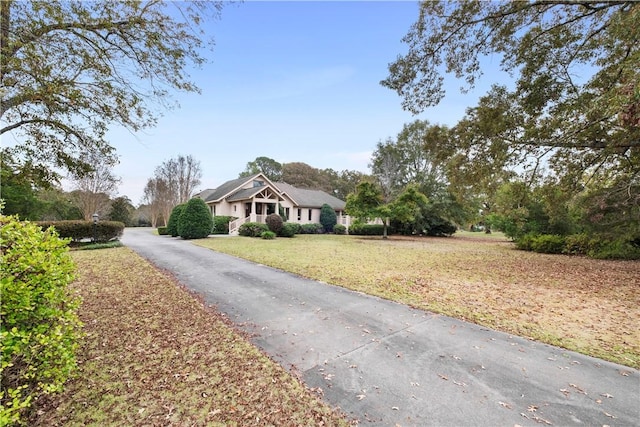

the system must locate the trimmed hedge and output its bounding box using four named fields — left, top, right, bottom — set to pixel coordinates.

left=333, top=224, right=347, bottom=235
left=157, top=226, right=169, bottom=235
left=212, top=216, right=235, bottom=235
left=167, top=204, right=186, bottom=237
left=238, top=222, right=269, bottom=237
left=36, top=220, right=124, bottom=243
left=178, top=198, right=213, bottom=240
left=516, top=233, right=640, bottom=259
left=299, top=223, right=324, bottom=234
left=279, top=222, right=299, bottom=238
left=1, top=215, right=82, bottom=425
left=348, top=223, right=385, bottom=236
left=265, top=213, right=284, bottom=235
